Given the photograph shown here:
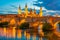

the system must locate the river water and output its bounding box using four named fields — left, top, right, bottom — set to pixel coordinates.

left=0, top=28, right=46, bottom=40
left=0, top=24, right=60, bottom=40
